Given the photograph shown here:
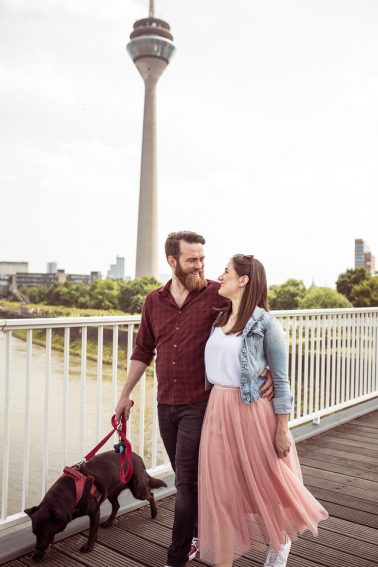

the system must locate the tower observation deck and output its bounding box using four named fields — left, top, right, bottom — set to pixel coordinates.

left=127, top=1, right=176, bottom=278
